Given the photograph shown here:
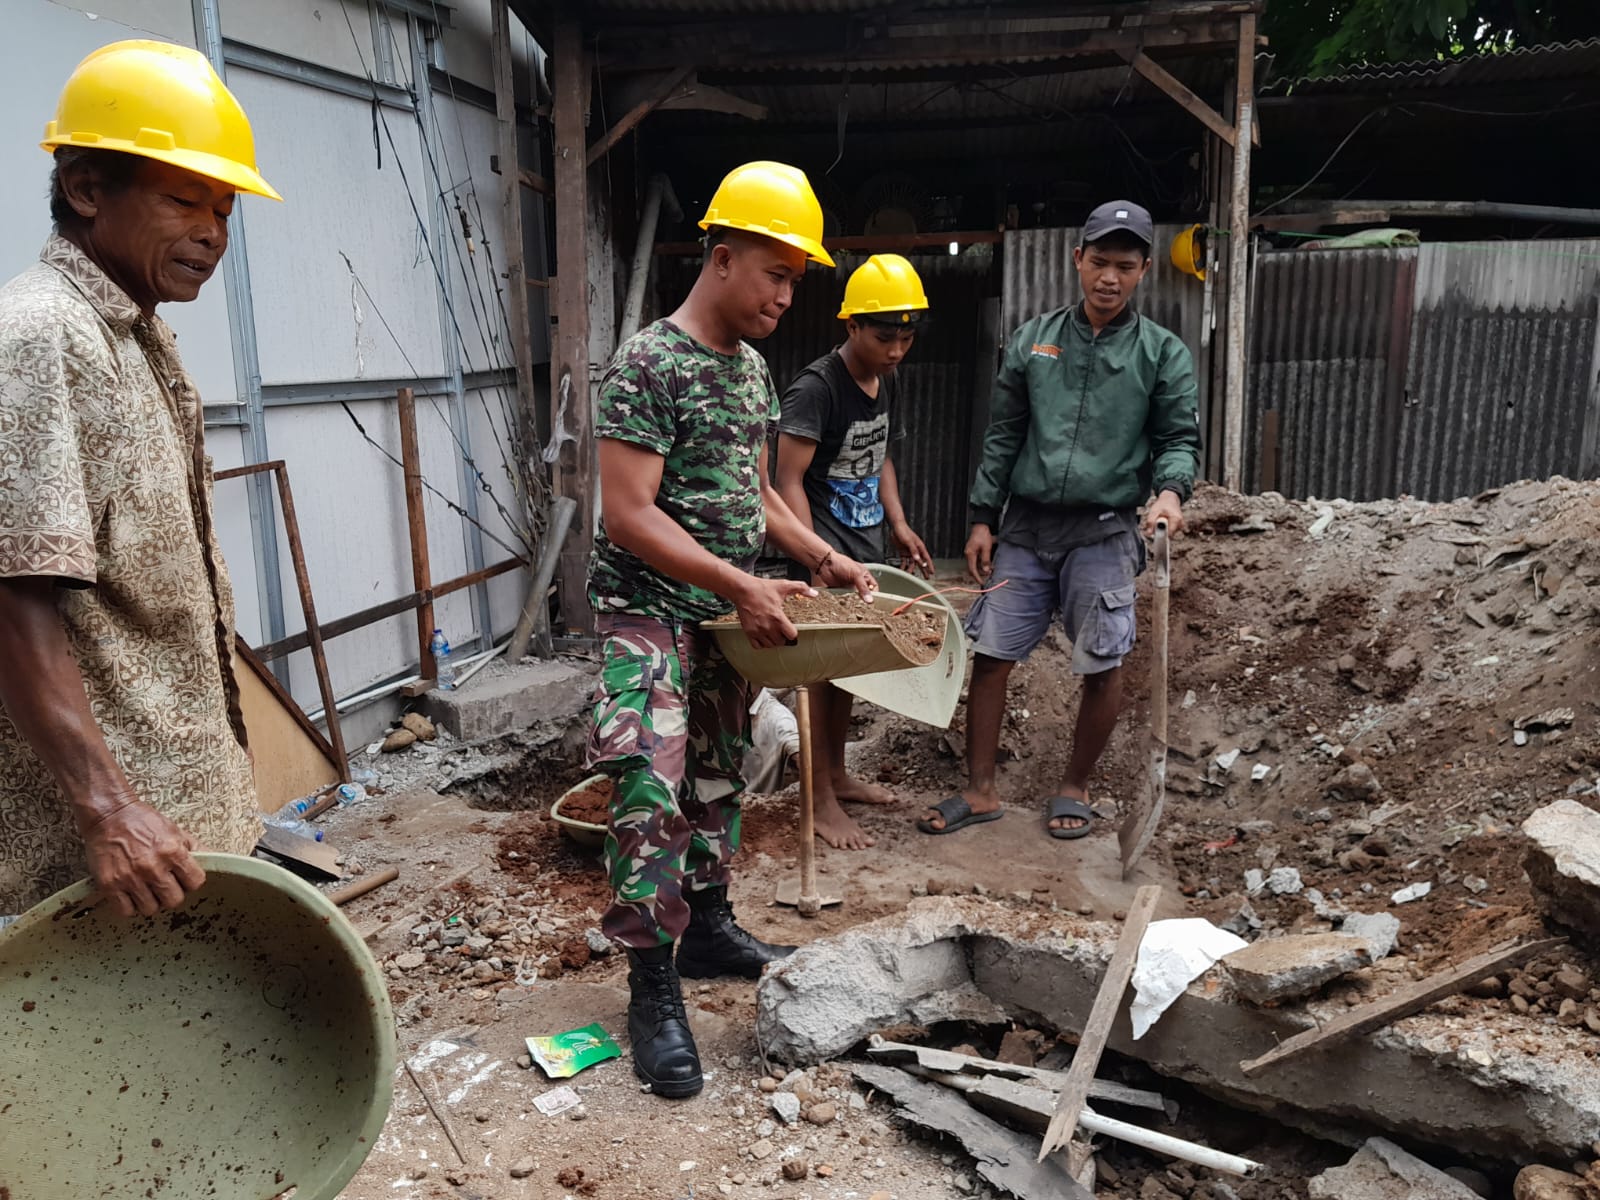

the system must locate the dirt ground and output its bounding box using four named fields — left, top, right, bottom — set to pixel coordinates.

left=312, top=477, right=1600, bottom=1200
